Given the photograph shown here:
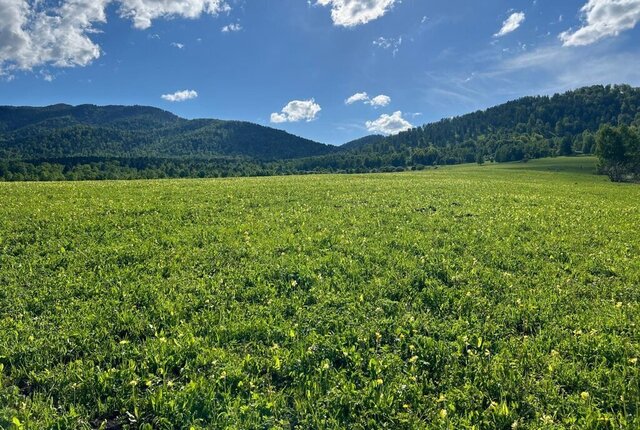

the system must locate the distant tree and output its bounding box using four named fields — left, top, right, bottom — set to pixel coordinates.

left=581, top=131, right=596, bottom=154
left=596, top=124, right=640, bottom=182
left=425, top=146, right=440, bottom=165
left=597, top=125, right=626, bottom=162
left=495, top=143, right=524, bottom=163
left=557, top=136, right=574, bottom=156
